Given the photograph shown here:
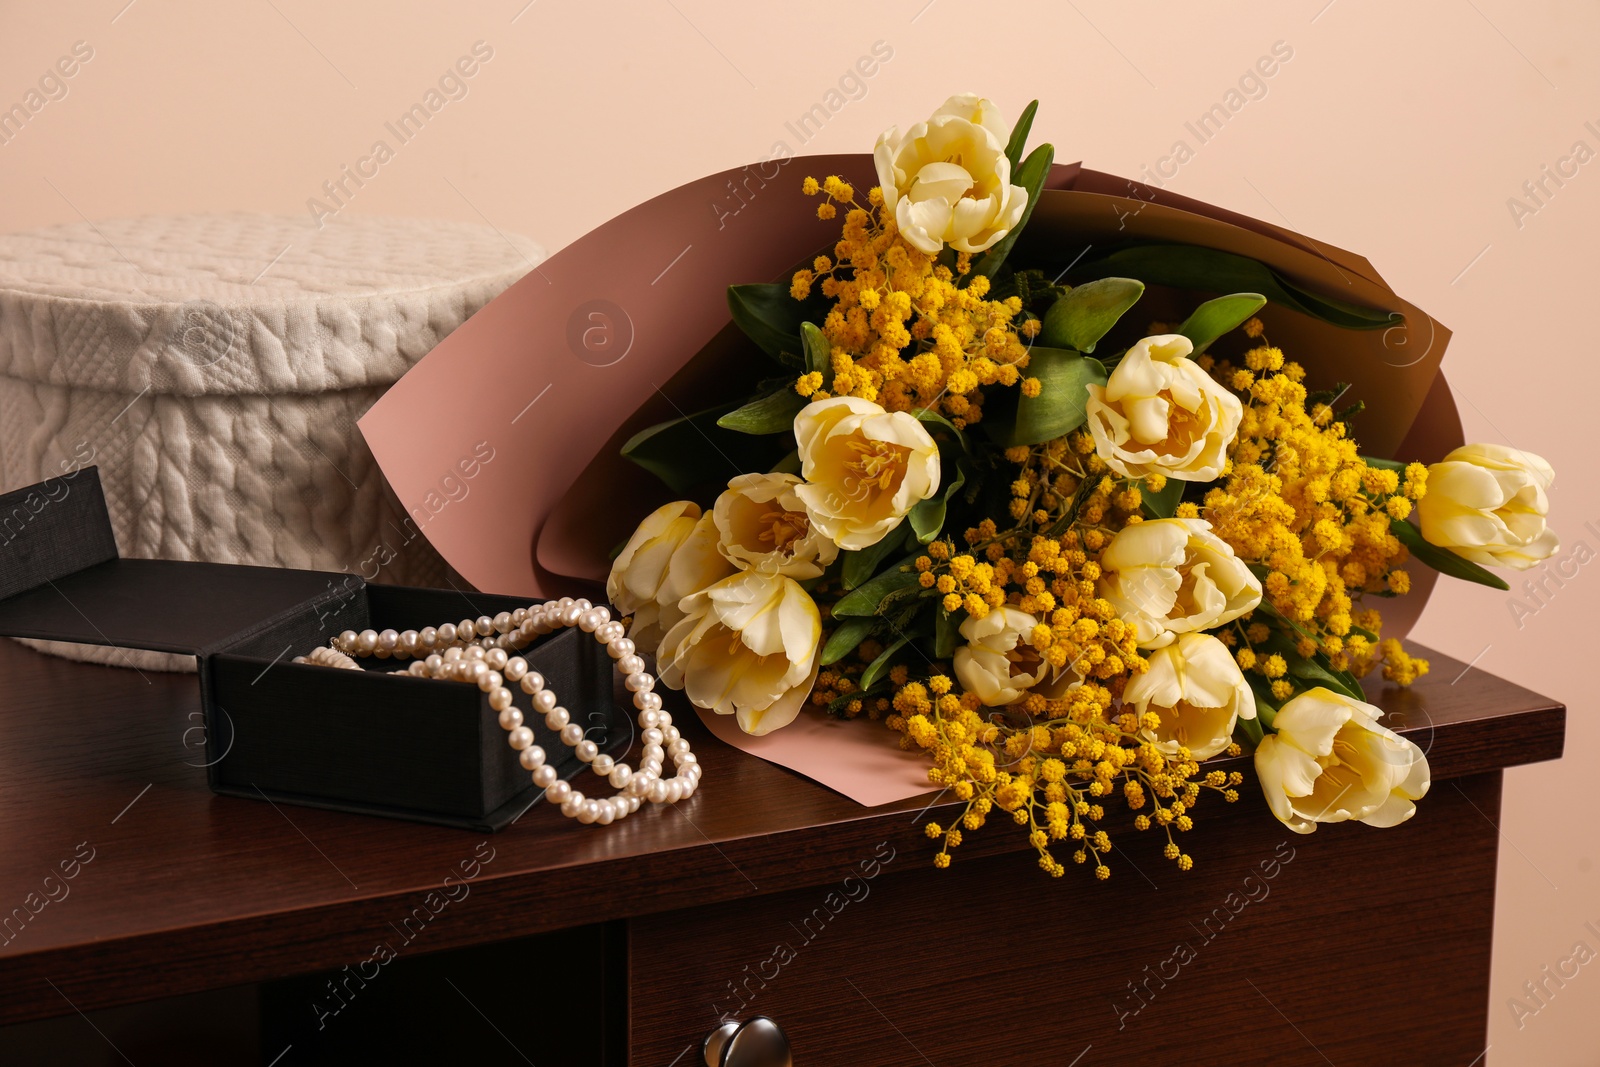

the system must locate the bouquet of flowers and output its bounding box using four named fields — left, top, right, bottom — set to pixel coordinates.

left=601, top=94, right=1559, bottom=880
